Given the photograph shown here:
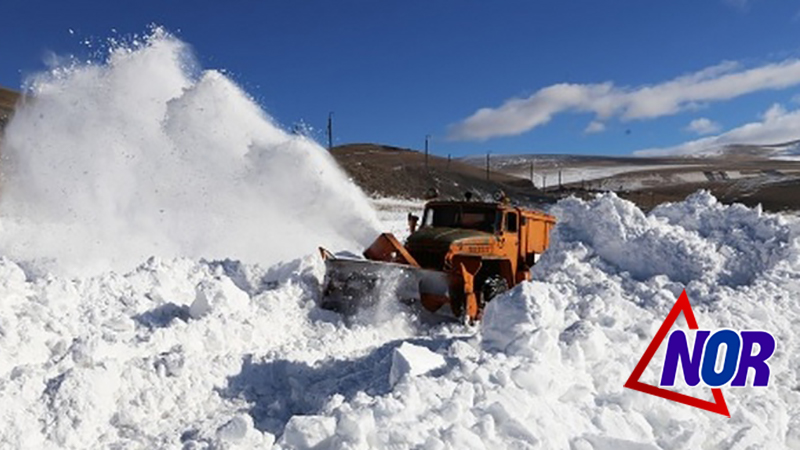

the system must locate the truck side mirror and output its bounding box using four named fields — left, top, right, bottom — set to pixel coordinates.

left=408, top=213, right=419, bottom=234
